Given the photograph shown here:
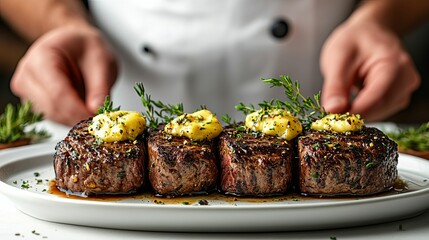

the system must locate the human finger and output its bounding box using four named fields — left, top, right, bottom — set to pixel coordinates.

left=11, top=49, right=92, bottom=126
left=79, top=41, right=118, bottom=113
left=349, top=55, right=420, bottom=121
left=320, top=31, right=359, bottom=114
